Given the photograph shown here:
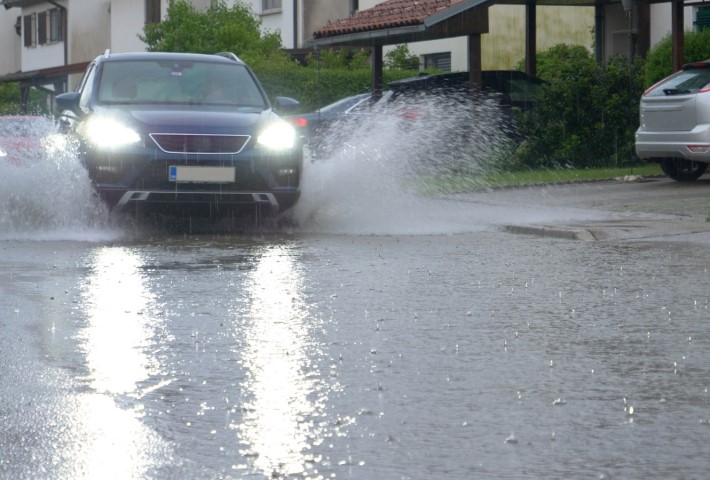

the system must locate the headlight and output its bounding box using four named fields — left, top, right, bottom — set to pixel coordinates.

left=0, top=148, right=6, bottom=158
left=85, top=117, right=141, bottom=148
left=257, top=120, right=296, bottom=150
